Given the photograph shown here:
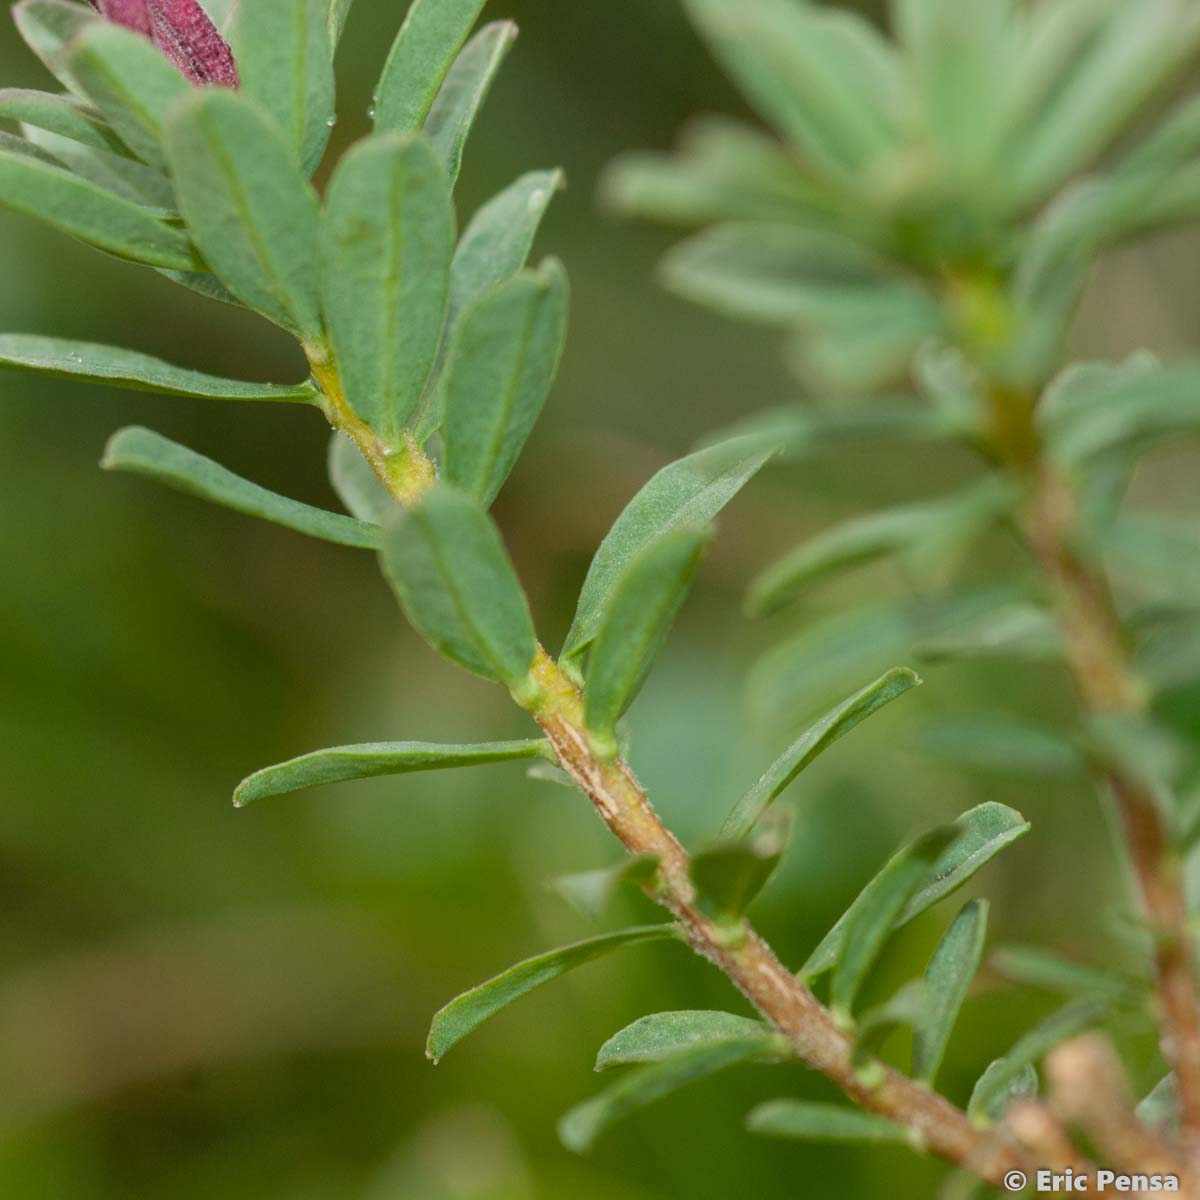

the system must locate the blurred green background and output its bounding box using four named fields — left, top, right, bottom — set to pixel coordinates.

left=2, top=2, right=1199, bottom=1197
